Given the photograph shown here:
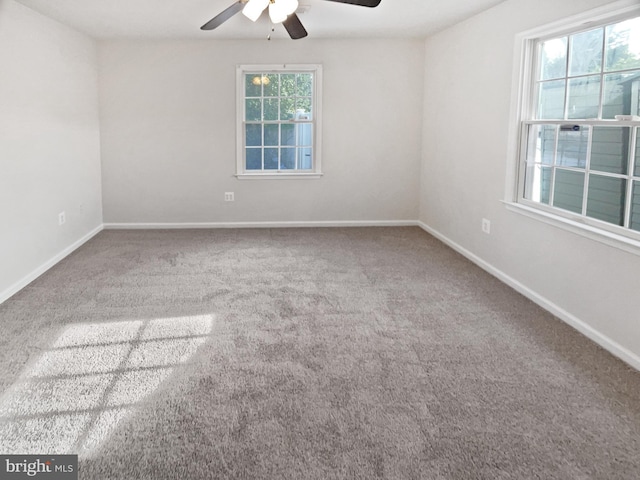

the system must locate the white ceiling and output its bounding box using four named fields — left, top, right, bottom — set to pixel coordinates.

left=14, top=0, right=506, bottom=40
